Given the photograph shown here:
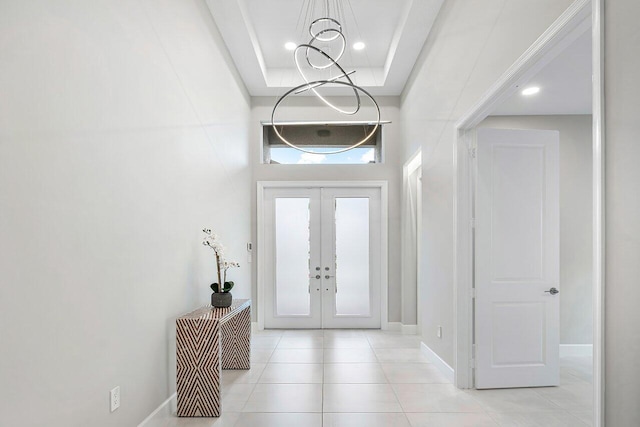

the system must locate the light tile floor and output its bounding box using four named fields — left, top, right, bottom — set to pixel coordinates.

left=163, top=329, right=593, bottom=427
